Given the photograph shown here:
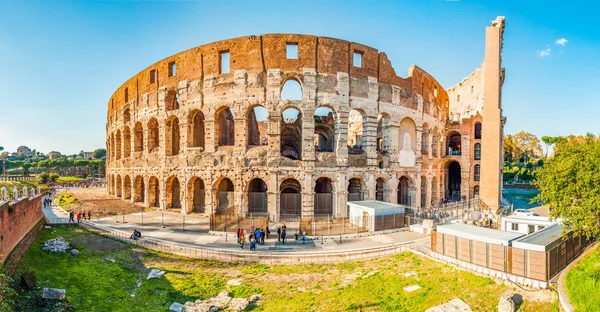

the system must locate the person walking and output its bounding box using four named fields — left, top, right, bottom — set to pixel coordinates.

left=236, top=228, right=241, bottom=244
left=255, top=228, right=261, bottom=245
left=281, top=228, right=287, bottom=244
left=277, top=226, right=281, bottom=242
left=88, top=210, right=92, bottom=221
left=240, top=231, right=245, bottom=249
left=76, top=212, right=81, bottom=223
left=260, top=228, right=265, bottom=245
left=266, top=225, right=270, bottom=239
left=69, top=211, right=75, bottom=223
